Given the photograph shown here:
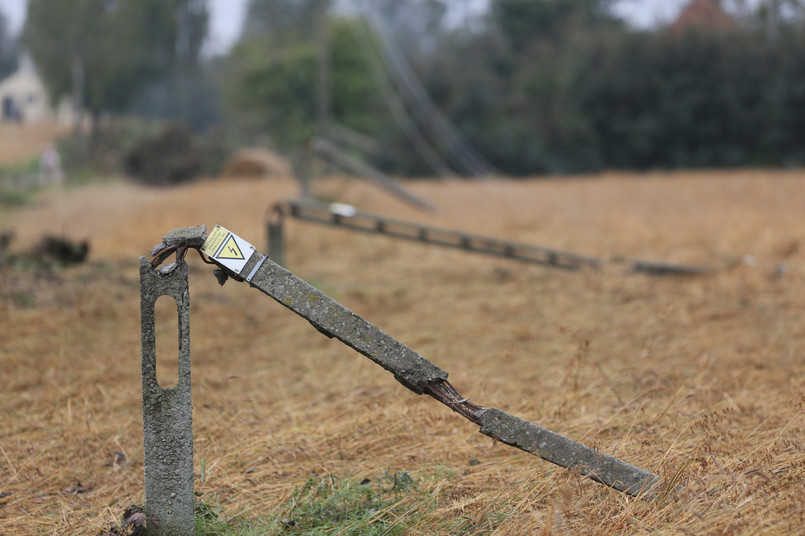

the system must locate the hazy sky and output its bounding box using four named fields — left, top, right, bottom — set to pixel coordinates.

left=0, top=0, right=709, bottom=55
left=0, top=0, right=250, bottom=54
